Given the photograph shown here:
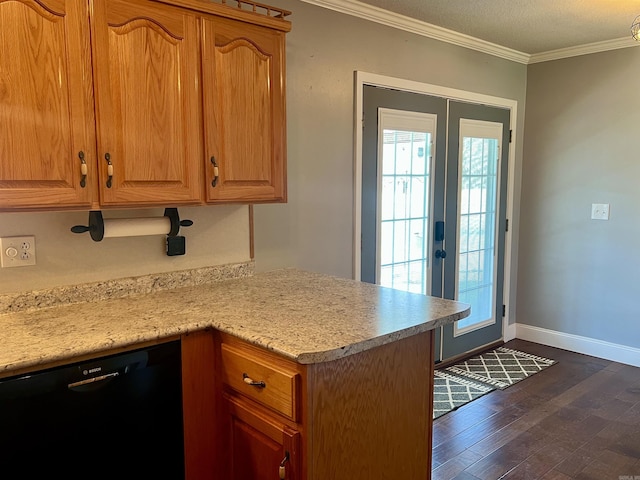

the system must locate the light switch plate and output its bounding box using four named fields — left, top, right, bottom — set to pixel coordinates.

left=591, top=203, right=610, bottom=221
left=0, top=236, right=36, bottom=267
